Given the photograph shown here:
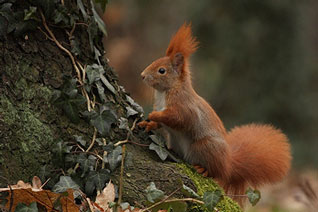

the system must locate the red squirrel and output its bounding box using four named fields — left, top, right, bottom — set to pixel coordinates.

left=138, top=23, right=291, bottom=205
